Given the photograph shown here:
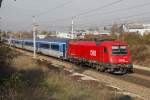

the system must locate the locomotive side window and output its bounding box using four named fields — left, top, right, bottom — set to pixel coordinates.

left=112, top=46, right=127, bottom=55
